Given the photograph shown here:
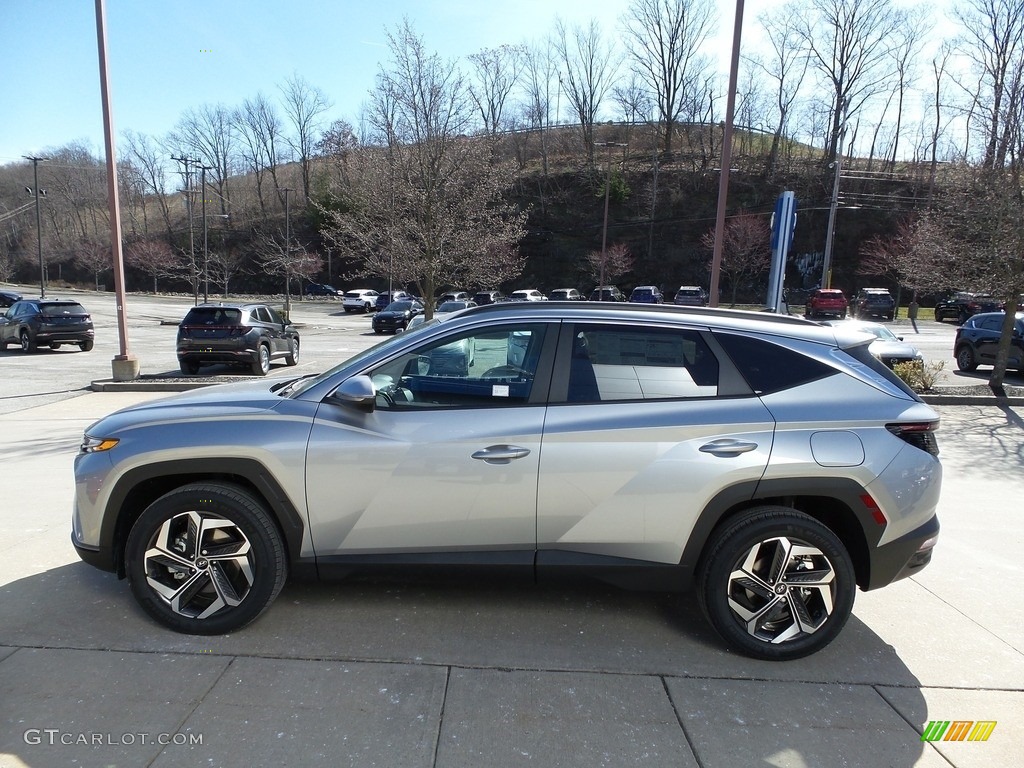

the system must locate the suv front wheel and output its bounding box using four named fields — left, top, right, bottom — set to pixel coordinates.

left=698, top=507, right=855, bottom=661
left=124, top=483, right=287, bottom=635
